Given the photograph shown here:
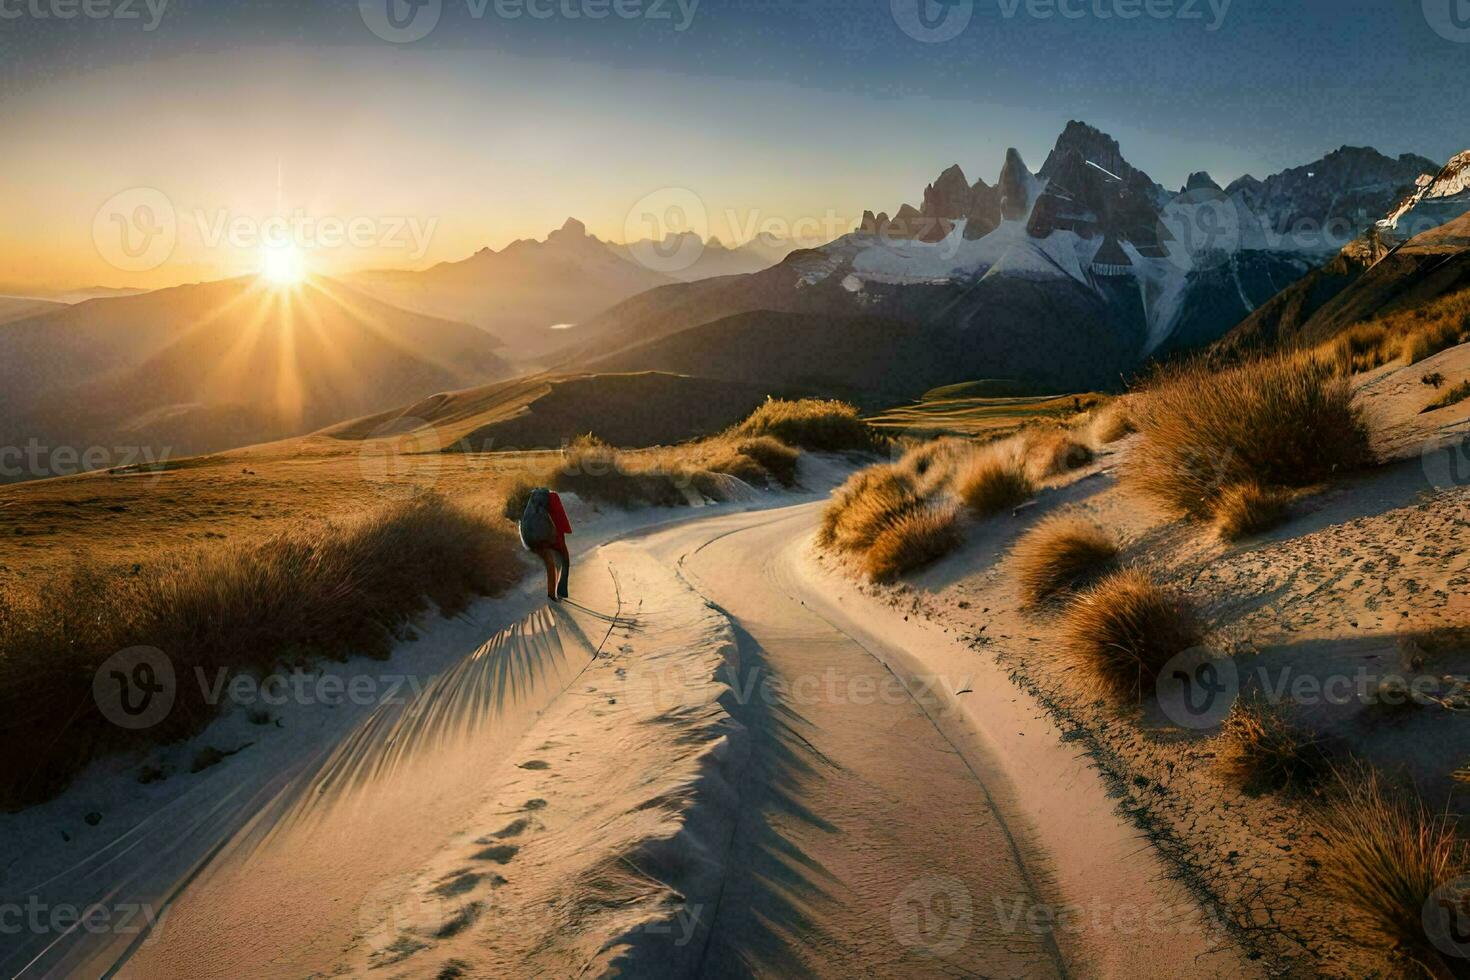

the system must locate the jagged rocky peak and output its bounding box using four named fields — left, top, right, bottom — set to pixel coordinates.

left=547, top=216, right=589, bottom=241
left=998, top=148, right=1035, bottom=221
left=1182, top=171, right=1221, bottom=194
left=1039, top=120, right=1158, bottom=192
left=965, top=180, right=1002, bottom=240
left=921, top=164, right=971, bottom=220
left=1231, top=145, right=1438, bottom=238
left=1042, top=121, right=1123, bottom=177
